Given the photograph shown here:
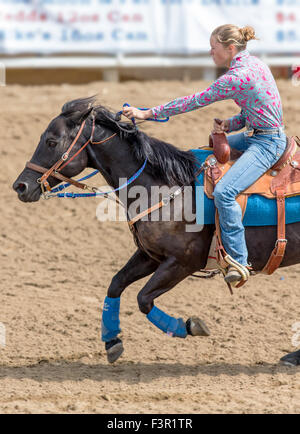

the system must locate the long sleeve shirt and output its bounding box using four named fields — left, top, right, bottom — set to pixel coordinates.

left=151, top=49, right=283, bottom=133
